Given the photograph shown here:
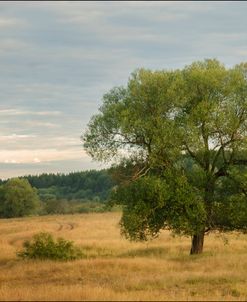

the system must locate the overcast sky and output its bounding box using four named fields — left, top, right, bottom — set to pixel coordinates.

left=0, top=1, right=247, bottom=179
